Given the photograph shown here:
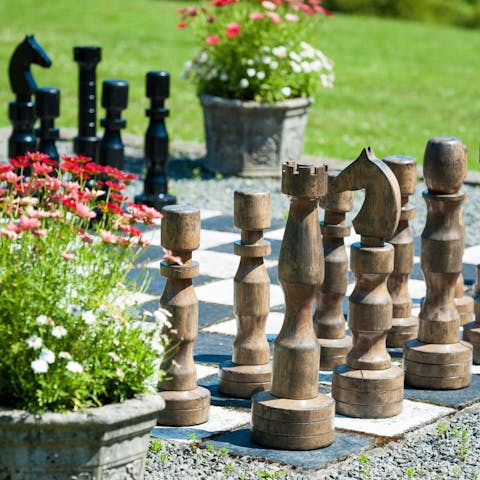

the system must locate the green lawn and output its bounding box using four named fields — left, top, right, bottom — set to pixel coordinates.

left=1, top=0, right=479, bottom=169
